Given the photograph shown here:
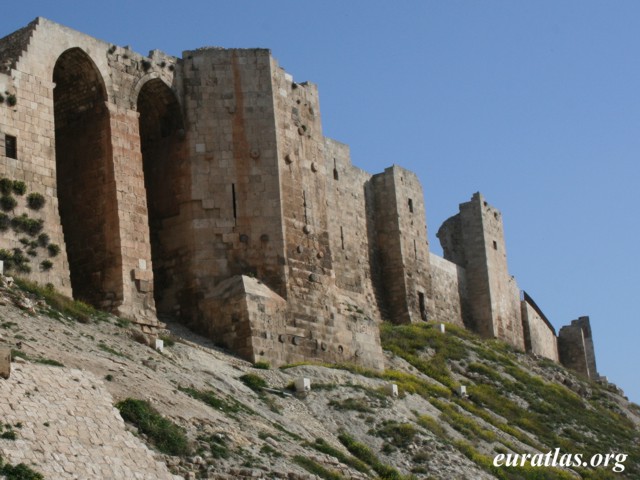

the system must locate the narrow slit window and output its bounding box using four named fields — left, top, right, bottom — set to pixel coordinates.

left=418, top=291, right=427, bottom=321
left=333, top=158, right=339, bottom=180
left=5, top=135, right=17, bottom=159
left=493, top=240, right=498, bottom=250
left=303, top=190, right=309, bottom=224
left=231, top=183, right=237, bottom=223
left=340, top=226, right=345, bottom=250
left=408, top=198, right=414, bottom=213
